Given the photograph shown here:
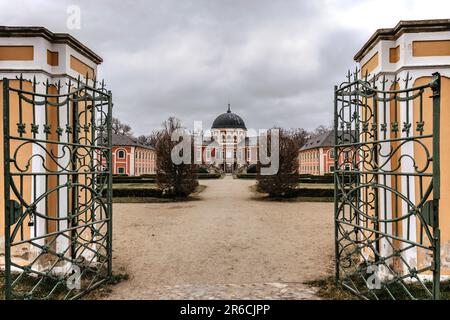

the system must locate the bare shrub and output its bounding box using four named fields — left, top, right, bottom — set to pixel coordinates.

left=257, top=128, right=299, bottom=197
left=156, top=117, right=198, bottom=197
